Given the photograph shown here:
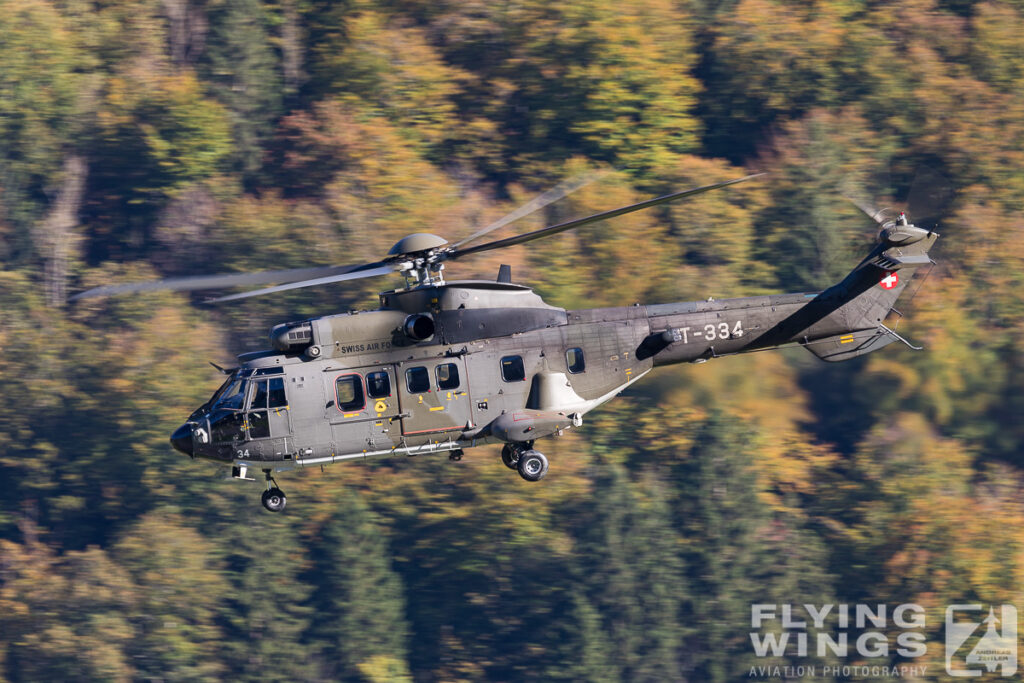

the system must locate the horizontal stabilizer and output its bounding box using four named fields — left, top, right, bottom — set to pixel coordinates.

left=802, top=328, right=897, bottom=362
left=873, top=252, right=933, bottom=270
